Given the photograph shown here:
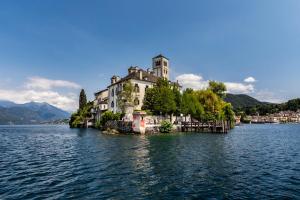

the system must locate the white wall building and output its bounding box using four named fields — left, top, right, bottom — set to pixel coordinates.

left=94, top=54, right=177, bottom=114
